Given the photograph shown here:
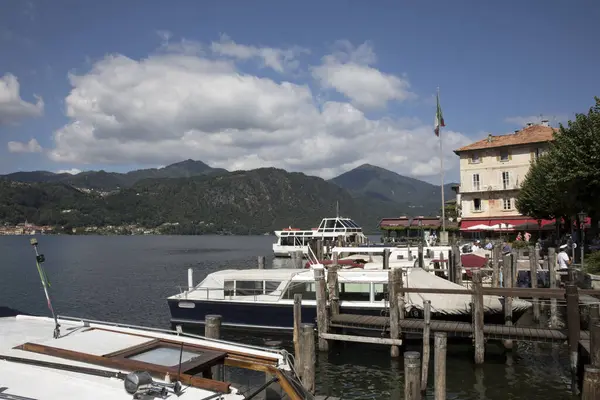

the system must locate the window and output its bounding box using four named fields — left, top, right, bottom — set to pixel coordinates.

left=499, top=149, right=510, bottom=161
left=235, top=281, right=263, bottom=296
left=224, top=281, right=235, bottom=296
left=533, top=147, right=545, bottom=160
left=469, top=153, right=481, bottom=164
left=502, top=171, right=510, bottom=189
left=503, top=198, right=512, bottom=210
left=373, top=283, right=388, bottom=301
left=283, top=282, right=316, bottom=300
left=473, top=198, right=482, bottom=211
left=338, top=282, right=370, bottom=302
left=472, top=174, right=480, bottom=191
